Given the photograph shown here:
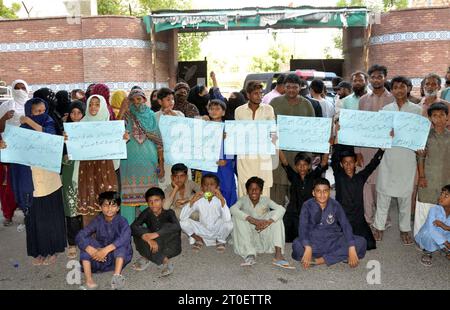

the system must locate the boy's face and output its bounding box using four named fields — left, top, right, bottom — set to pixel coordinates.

left=31, top=103, right=46, bottom=116
left=340, top=156, right=356, bottom=176
left=171, top=171, right=187, bottom=187
left=201, top=177, right=218, bottom=193
left=369, top=70, right=386, bottom=90
left=391, top=82, right=408, bottom=101
left=247, top=183, right=262, bottom=202
left=208, top=104, right=225, bottom=120
left=295, top=160, right=310, bottom=177
left=159, top=94, right=174, bottom=109
left=101, top=200, right=120, bottom=218
left=147, top=195, right=164, bottom=214
left=247, top=88, right=263, bottom=105
left=430, top=110, right=448, bottom=129
left=438, top=190, right=450, bottom=207
left=313, top=184, right=331, bottom=205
